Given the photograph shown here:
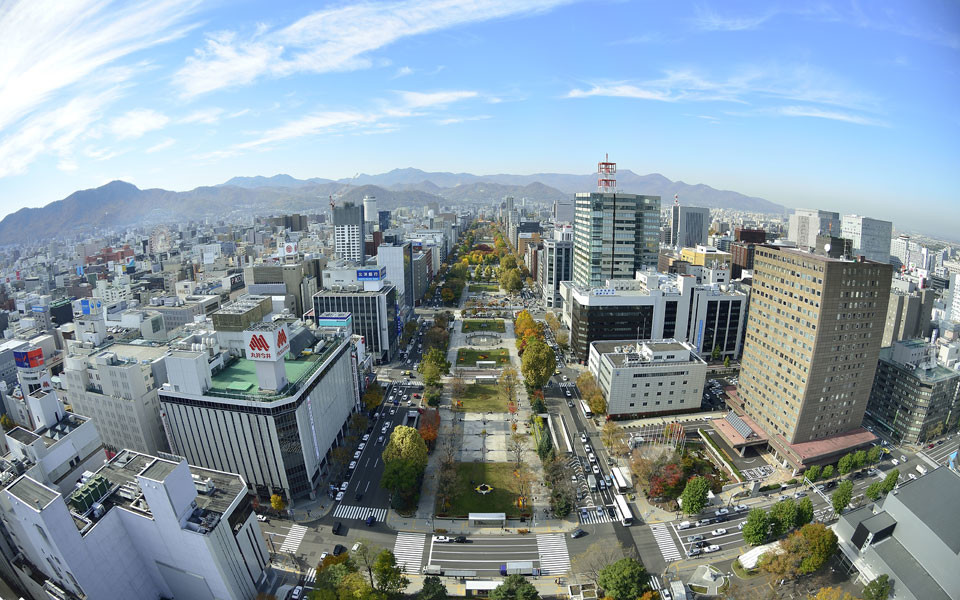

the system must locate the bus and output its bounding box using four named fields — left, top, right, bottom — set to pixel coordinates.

left=613, top=494, right=633, bottom=526
left=611, top=466, right=632, bottom=493
left=580, top=399, right=593, bottom=419
left=500, top=561, right=536, bottom=576
left=556, top=414, right=573, bottom=454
